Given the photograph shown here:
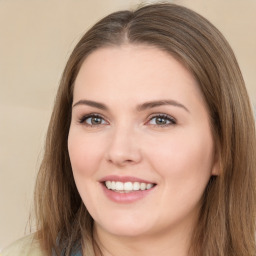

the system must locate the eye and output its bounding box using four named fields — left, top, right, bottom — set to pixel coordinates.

left=147, top=114, right=176, bottom=126
left=79, top=114, right=108, bottom=126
